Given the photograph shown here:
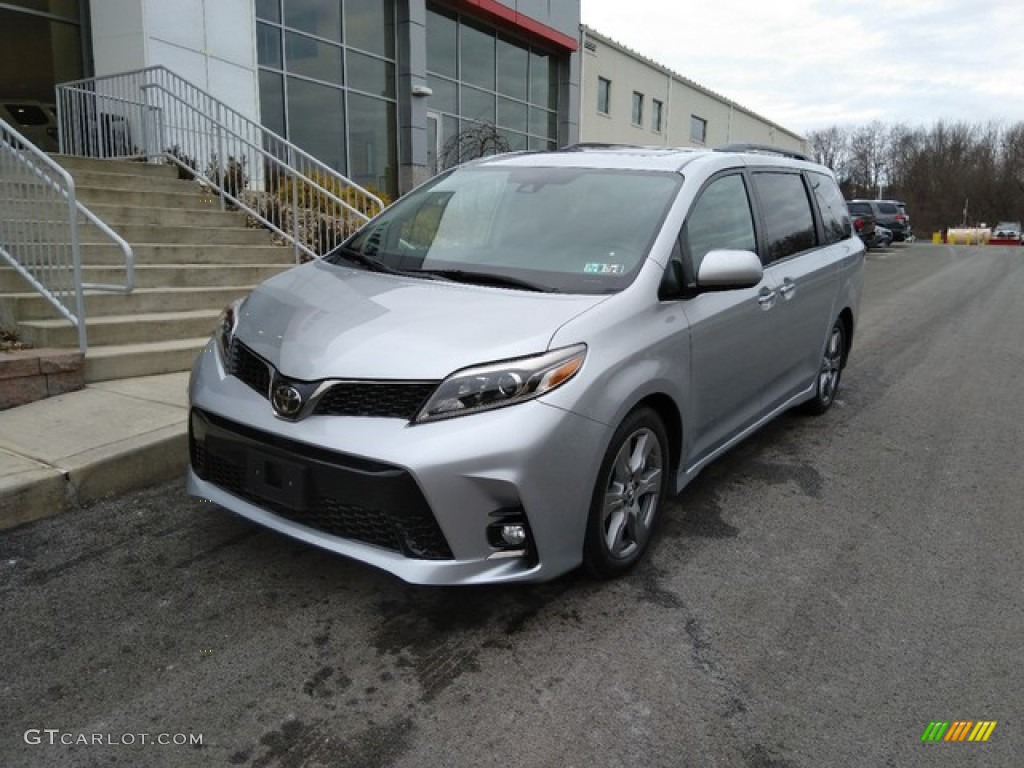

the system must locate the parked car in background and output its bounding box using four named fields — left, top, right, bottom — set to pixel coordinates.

left=0, top=100, right=58, bottom=151
left=188, top=144, right=864, bottom=585
left=851, top=211, right=876, bottom=248
left=873, top=224, right=893, bottom=248
left=848, top=199, right=912, bottom=241
left=991, top=221, right=1022, bottom=244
